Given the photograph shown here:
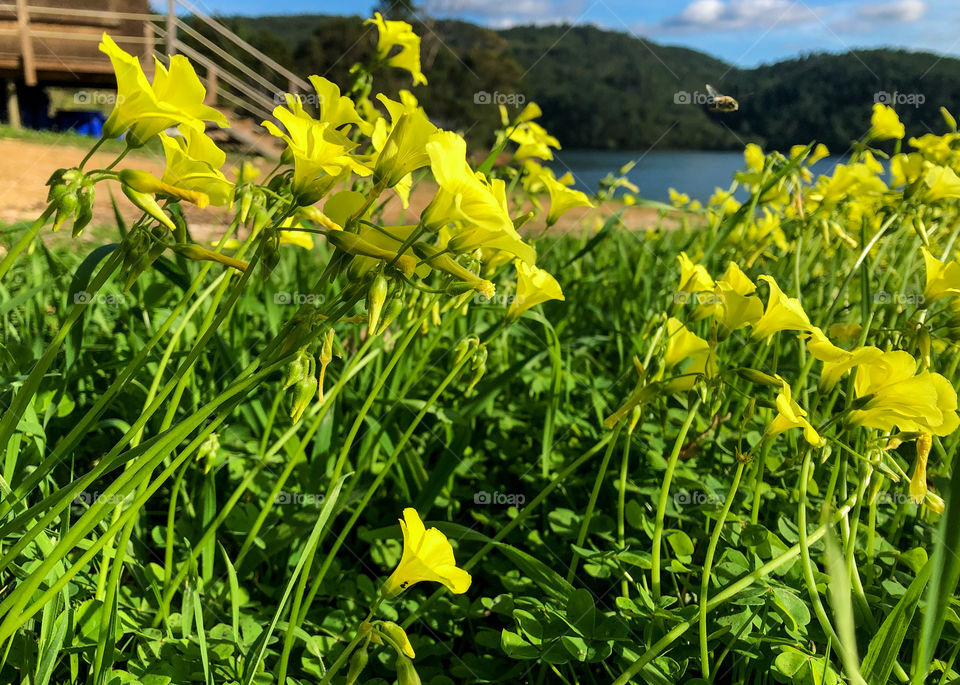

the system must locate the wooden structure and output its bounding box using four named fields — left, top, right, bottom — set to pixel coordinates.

left=0, top=0, right=156, bottom=87
left=0, top=0, right=306, bottom=138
